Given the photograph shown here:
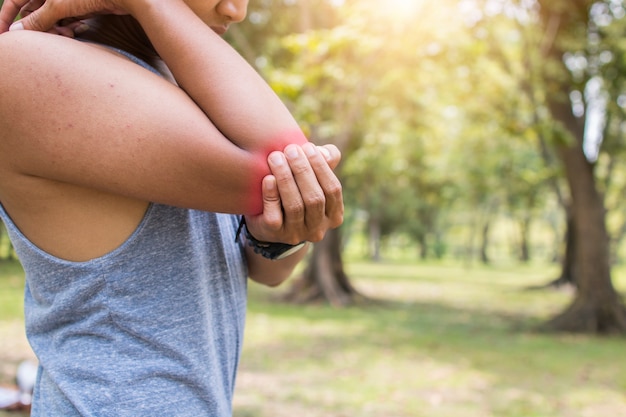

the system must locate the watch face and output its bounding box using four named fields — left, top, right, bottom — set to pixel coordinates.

left=273, top=242, right=307, bottom=260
